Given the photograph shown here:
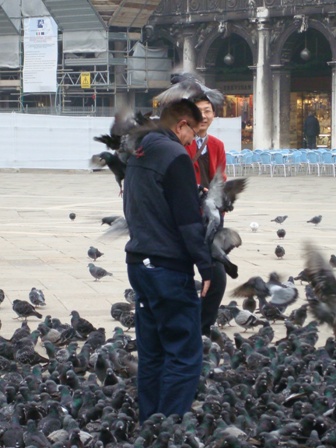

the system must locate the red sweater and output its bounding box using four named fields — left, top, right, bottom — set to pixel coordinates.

left=185, top=135, right=227, bottom=184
